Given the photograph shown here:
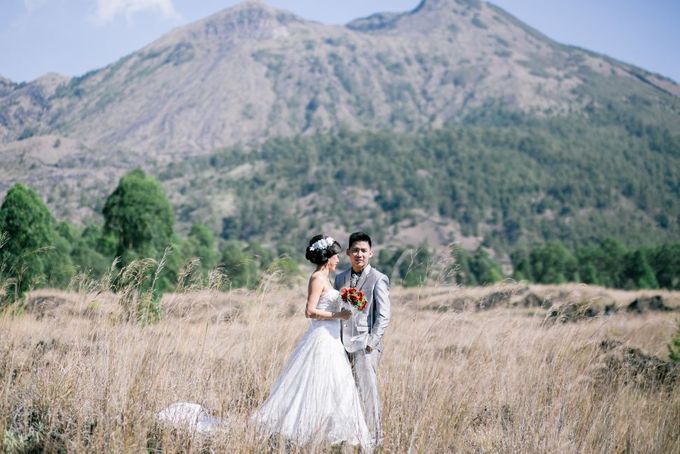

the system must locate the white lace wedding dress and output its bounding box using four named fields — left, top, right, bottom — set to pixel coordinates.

left=156, top=289, right=371, bottom=449
left=250, top=288, right=372, bottom=450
